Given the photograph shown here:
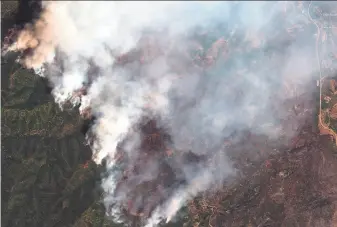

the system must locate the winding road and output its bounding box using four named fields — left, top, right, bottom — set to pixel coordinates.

left=308, top=1, right=337, bottom=144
